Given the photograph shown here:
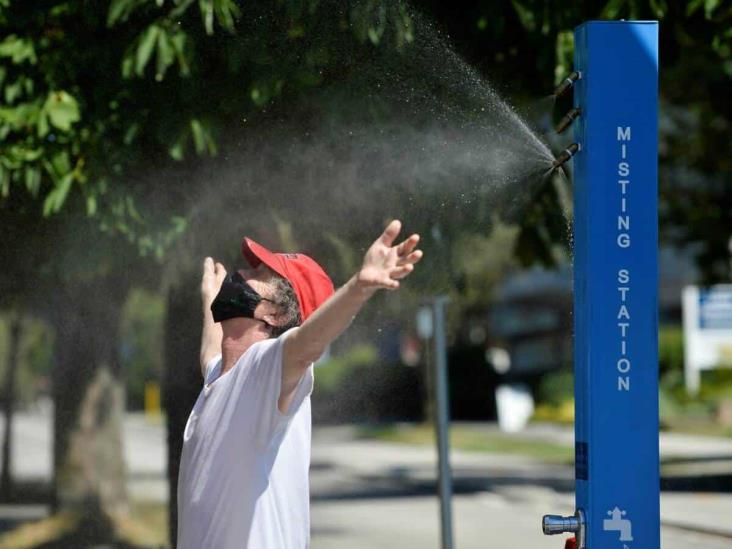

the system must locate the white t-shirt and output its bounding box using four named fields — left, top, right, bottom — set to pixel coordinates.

left=177, top=329, right=314, bottom=549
